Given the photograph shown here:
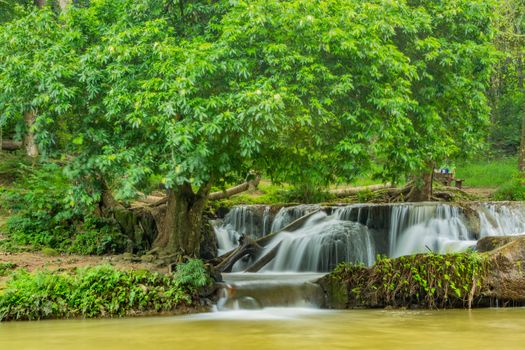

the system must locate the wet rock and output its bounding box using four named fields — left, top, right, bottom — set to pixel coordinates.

left=200, top=218, right=218, bottom=260
left=477, top=235, right=525, bottom=252
left=483, top=236, right=525, bottom=303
